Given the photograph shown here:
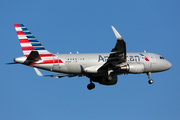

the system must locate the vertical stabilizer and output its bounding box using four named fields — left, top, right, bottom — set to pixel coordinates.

left=14, top=24, right=53, bottom=57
